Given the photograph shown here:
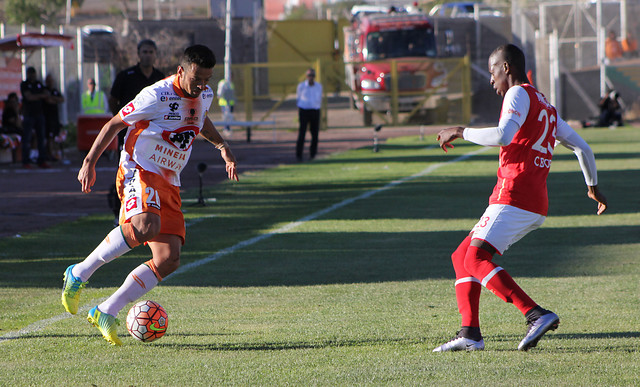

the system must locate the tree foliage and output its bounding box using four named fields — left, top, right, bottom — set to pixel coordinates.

left=4, top=0, right=68, bottom=26
left=325, top=1, right=364, bottom=19
left=284, top=4, right=314, bottom=20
